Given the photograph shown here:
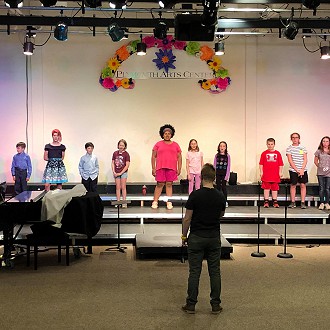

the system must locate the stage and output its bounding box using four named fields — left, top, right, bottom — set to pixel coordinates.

left=2, top=188, right=330, bottom=263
